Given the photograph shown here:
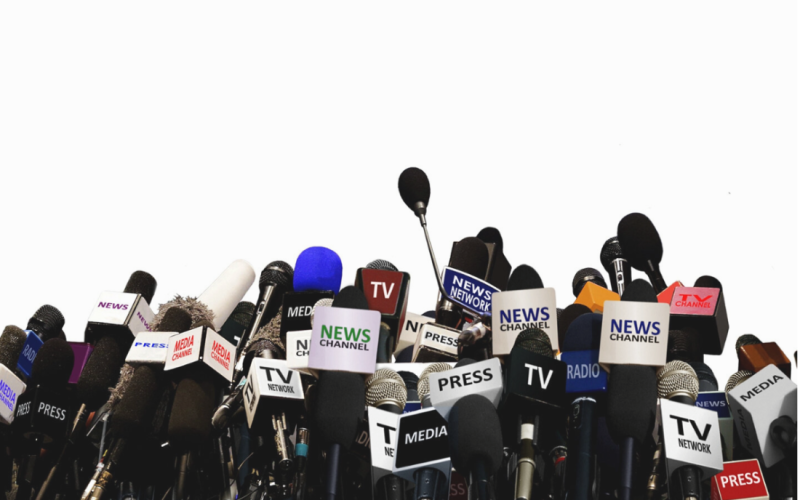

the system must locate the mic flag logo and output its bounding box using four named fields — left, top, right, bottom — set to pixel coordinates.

left=85, top=291, right=155, bottom=344
left=710, top=459, right=769, bottom=500
left=428, top=358, right=503, bottom=419
left=491, top=288, right=559, bottom=355
left=126, top=332, right=174, bottom=365
left=243, top=358, right=304, bottom=432
left=441, top=267, right=499, bottom=315
left=563, top=349, right=607, bottom=394
left=392, top=407, right=451, bottom=485
left=368, top=406, right=401, bottom=483
left=308, top=306, right=381, bottom=374
left=598, top=300, right=670, bottom=370
left=0, top=365, right=26, bottom=425
left=660, top=398, right=723, bottom=481
left=16, top=331, right=43, bottom=378
left=670, top=287, right=720, bottom=316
